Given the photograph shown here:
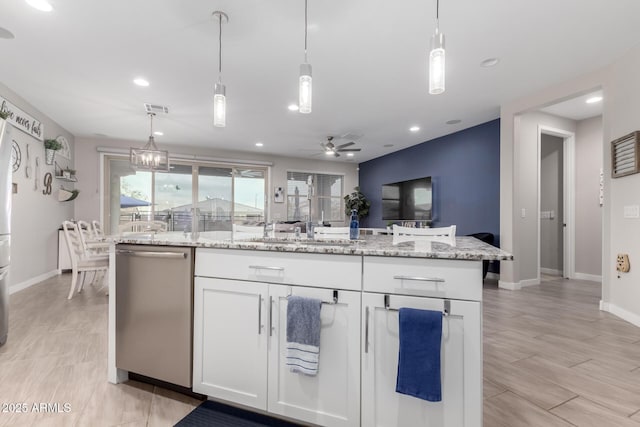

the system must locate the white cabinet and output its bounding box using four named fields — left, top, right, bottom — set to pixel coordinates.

left=268, top=285, right=360, bottom=427
left=361, top=259, right=482, bottom=427
left=193, top=277, right=268, bottom=409
left=194, top=248, right=362, bottom=427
